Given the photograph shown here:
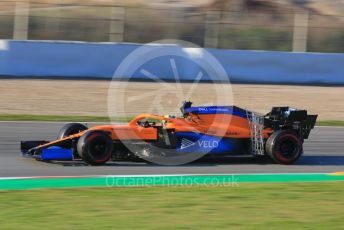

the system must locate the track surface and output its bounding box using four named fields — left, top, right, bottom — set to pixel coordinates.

left=0, top=122, right=343, bottom=177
